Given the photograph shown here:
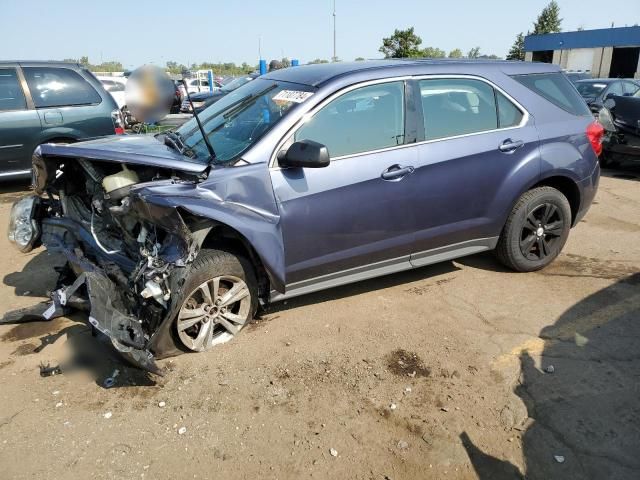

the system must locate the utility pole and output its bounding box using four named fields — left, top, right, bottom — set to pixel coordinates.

left=332, top=0, right=337, bottom=62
